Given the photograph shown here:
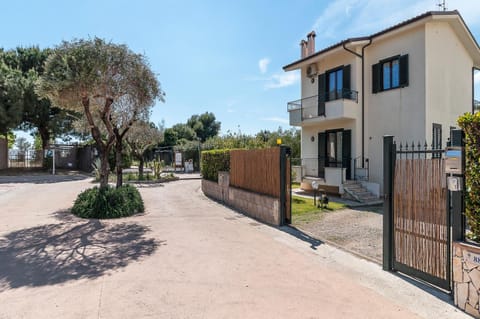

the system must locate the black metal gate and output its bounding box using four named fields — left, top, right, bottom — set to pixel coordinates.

left=383, top=136, right=450, bottom=291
